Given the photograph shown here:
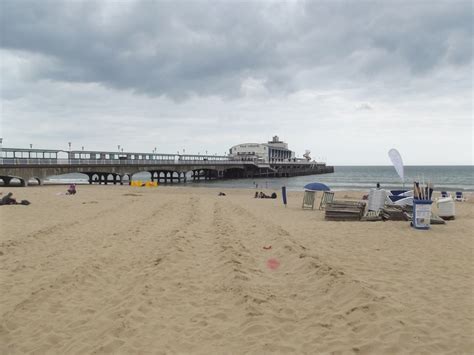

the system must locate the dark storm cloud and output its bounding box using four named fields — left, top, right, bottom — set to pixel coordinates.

left=1, top=0, right=472, bottom=99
